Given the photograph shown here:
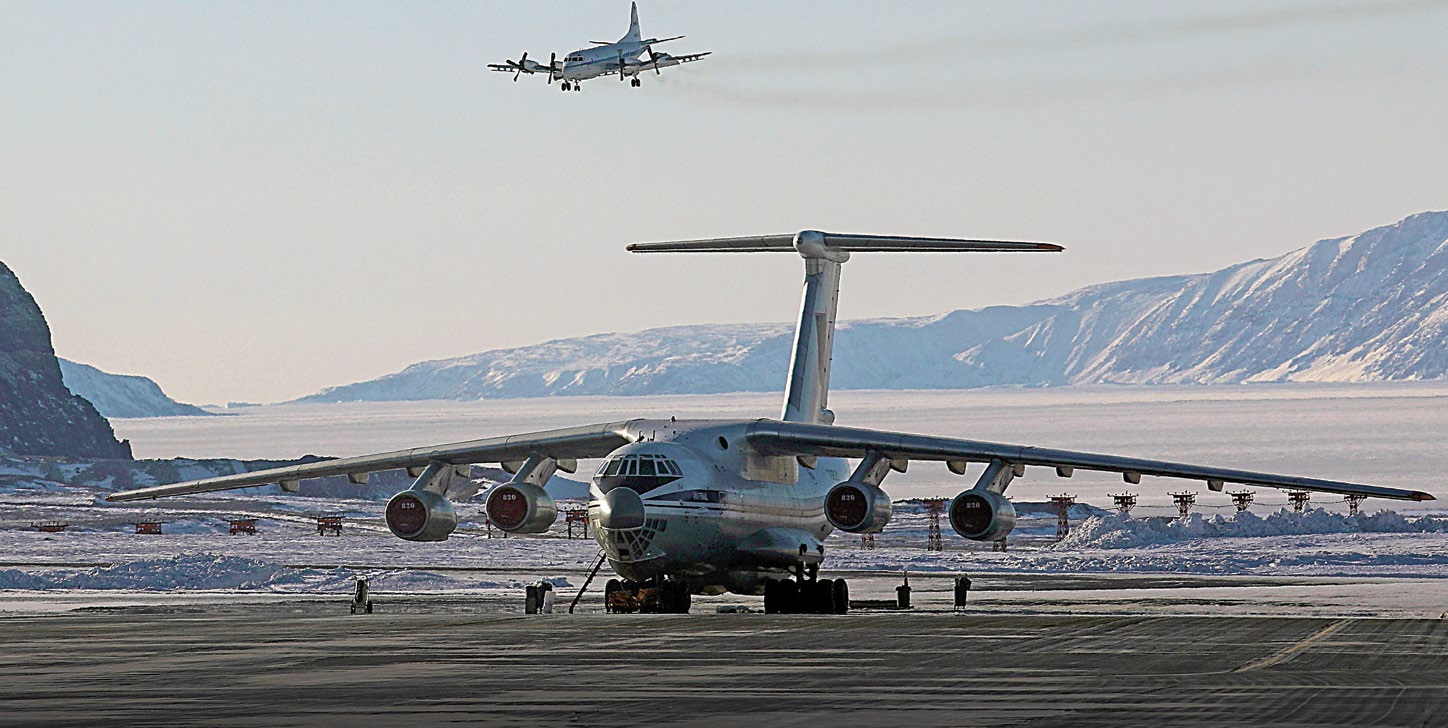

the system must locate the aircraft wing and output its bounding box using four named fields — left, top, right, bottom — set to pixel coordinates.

left=745, top=421, right=1435, bottom=501
left=662, top=51, right=710, bottom=64
left=105, top=421, right=638, bottom=502
left=601, top=51, right=711, bottom=77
